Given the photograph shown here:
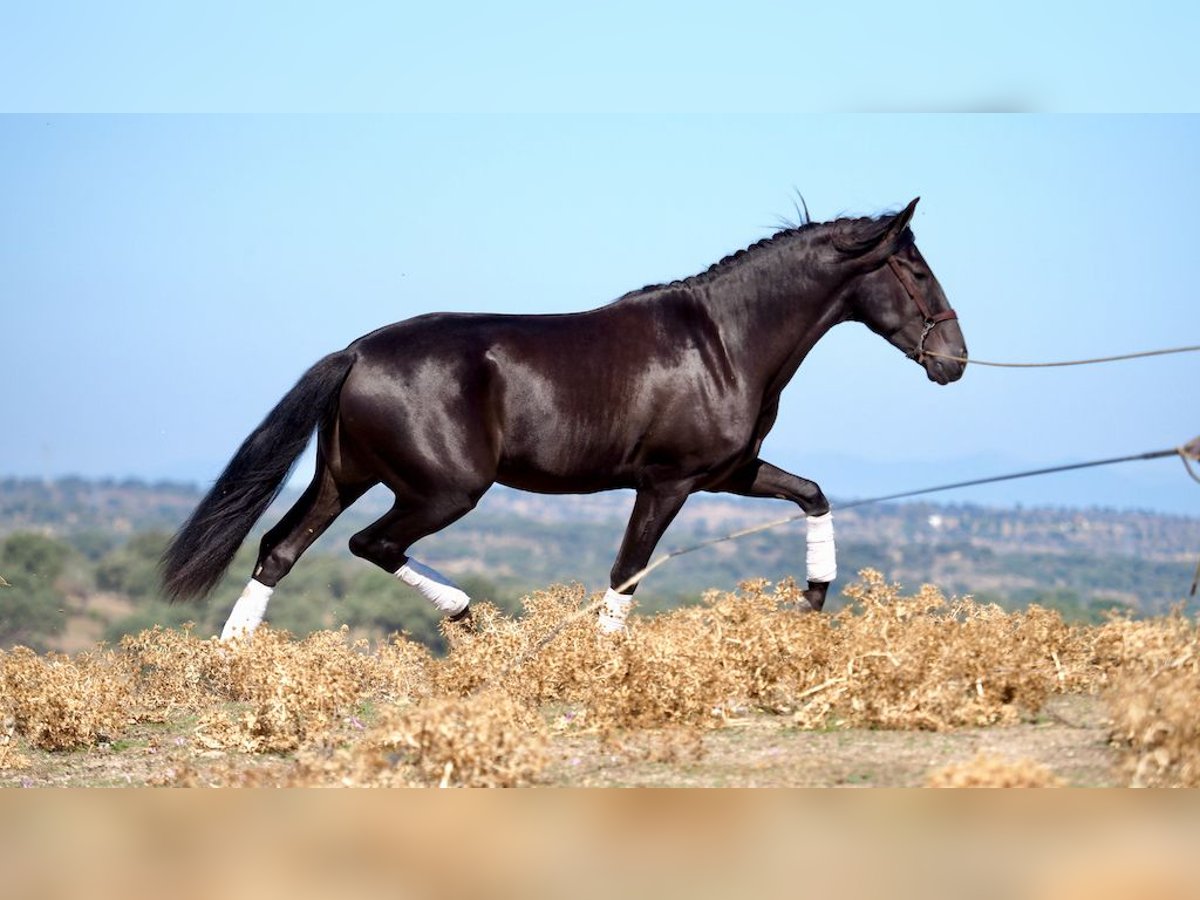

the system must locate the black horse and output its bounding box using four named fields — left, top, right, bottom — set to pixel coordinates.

left=162, top=197, right=966, bottom=638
